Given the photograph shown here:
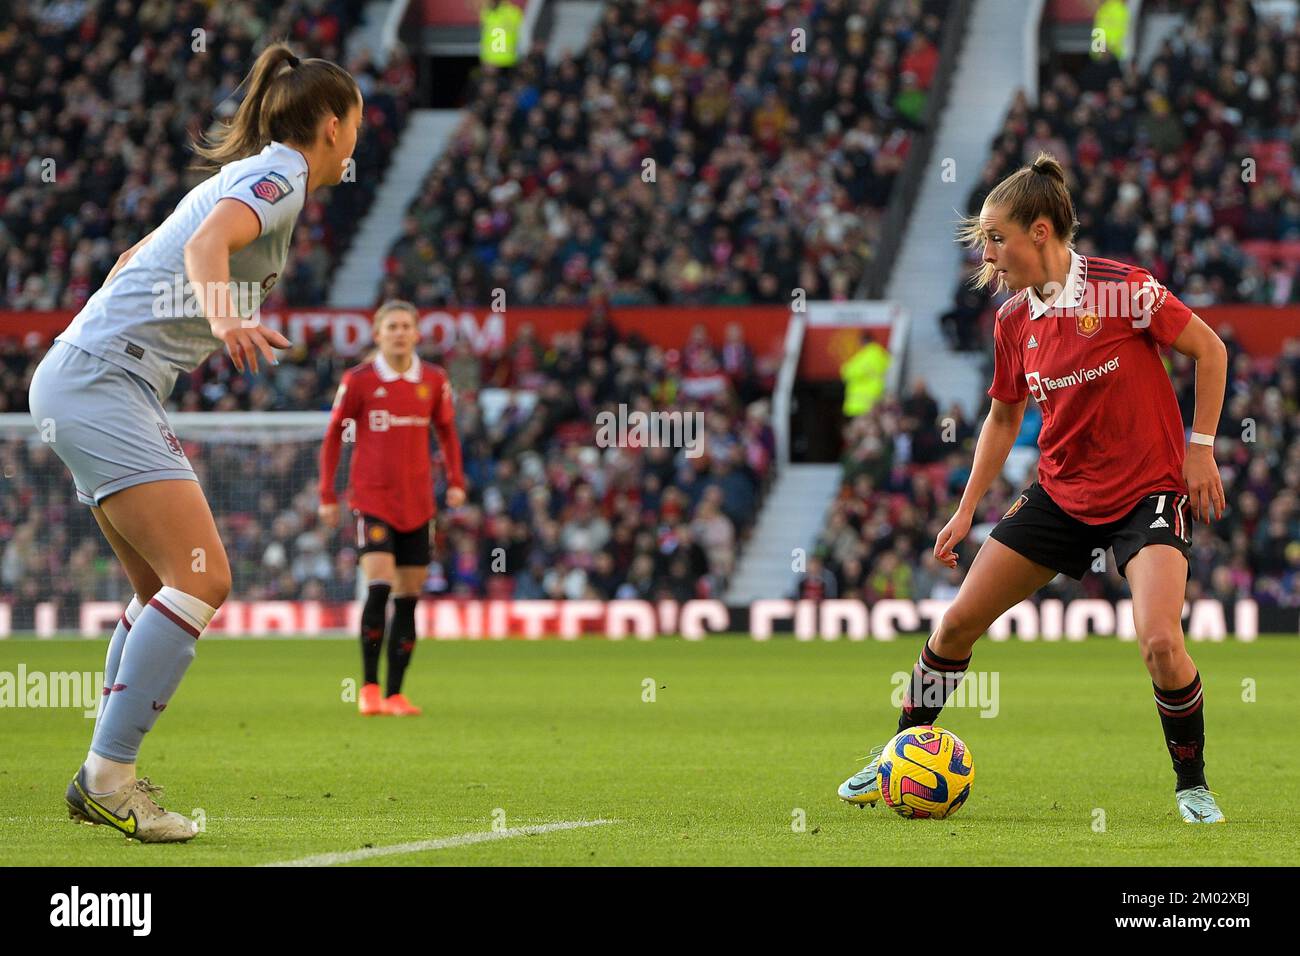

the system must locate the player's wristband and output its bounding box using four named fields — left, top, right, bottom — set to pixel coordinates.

left=1189, top=432, right=1215, bottom=446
